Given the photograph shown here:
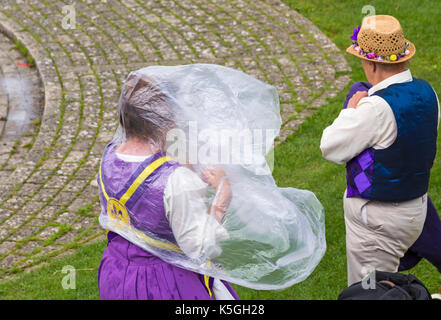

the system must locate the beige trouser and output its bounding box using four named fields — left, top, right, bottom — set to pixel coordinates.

left=343, top=190, right=427, bottom=286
